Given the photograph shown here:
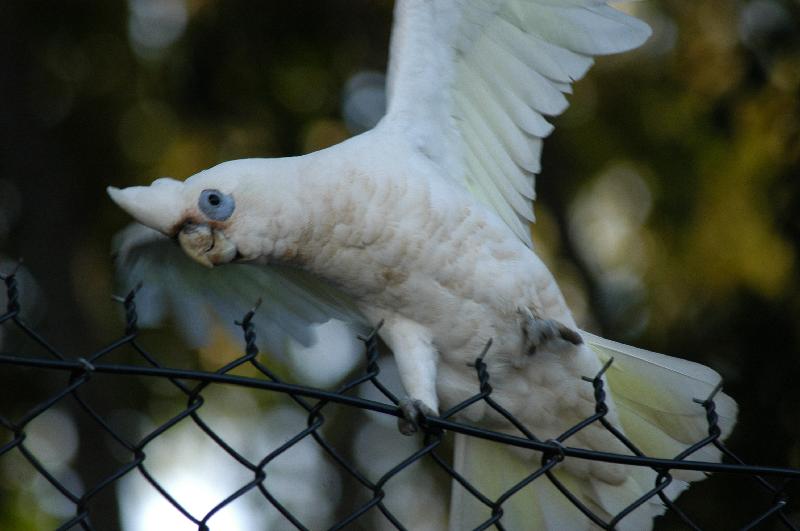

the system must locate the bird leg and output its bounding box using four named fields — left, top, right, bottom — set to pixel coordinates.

left=378, top=316, right=440, bottom=436
left=397, top=398, right=437, bottom=435
left=521, top=309, right=583, bottom=356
